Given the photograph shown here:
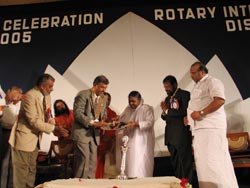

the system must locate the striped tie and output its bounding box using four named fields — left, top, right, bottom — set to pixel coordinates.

left=43, top=97, right=48, bottom=122
left=94, top=97, right=98, bottom=111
